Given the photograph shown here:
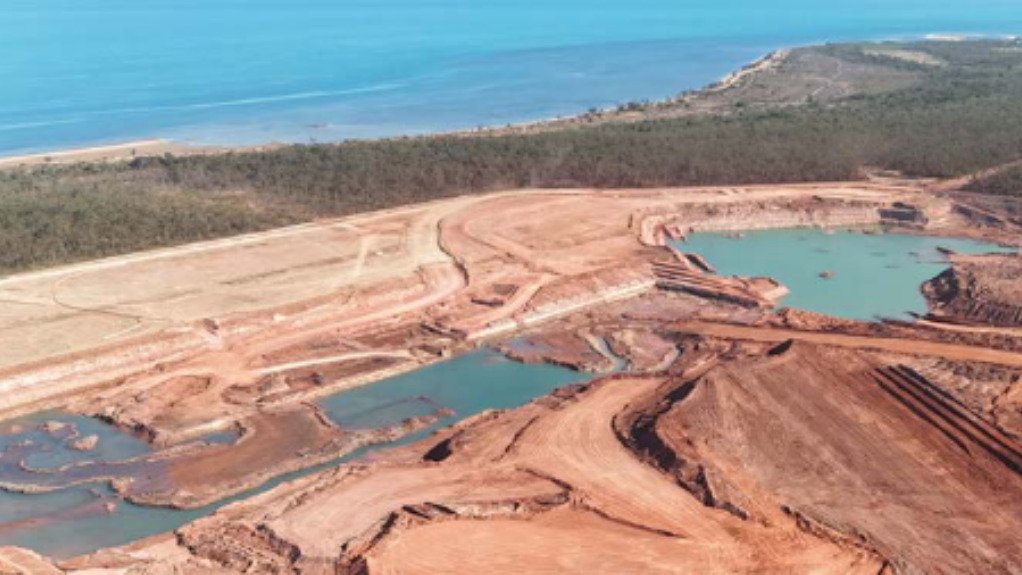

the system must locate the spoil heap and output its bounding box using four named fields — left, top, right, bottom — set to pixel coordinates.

left=924, top=253, right=1022, bottom=328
